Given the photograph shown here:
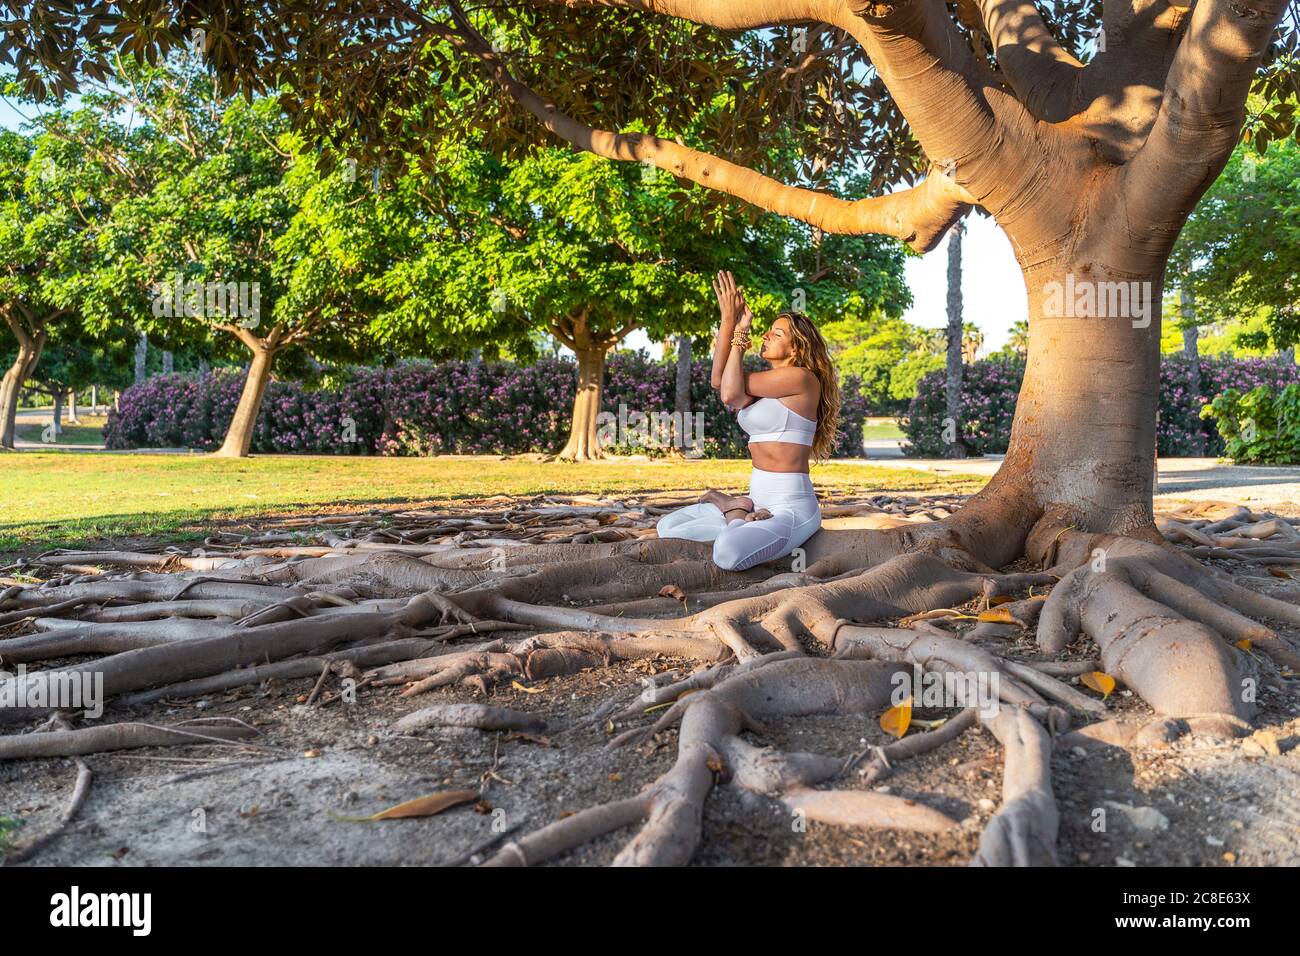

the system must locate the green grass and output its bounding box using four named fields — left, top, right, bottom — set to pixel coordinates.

left=861, top=420, right=905, bottom=440
left=14, top=412, right=107, bottom=447
left=0, top=453, right=986, bottom=553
